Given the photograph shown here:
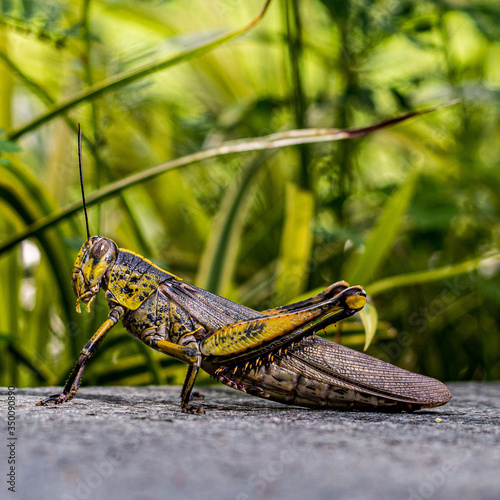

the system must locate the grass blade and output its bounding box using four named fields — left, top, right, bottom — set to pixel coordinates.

left=7, top=0, right=273, bottom=141
left=274, top=183, right=314, bottom=302
left=197, top=153, right=272, bottom=294
left=358, top=300, right=379, bottom=351
left=343, top=172, right=418, bottom=284
left=0, top=101, right=457, bottom=255
left=366, top=252, right=499, bottom=296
